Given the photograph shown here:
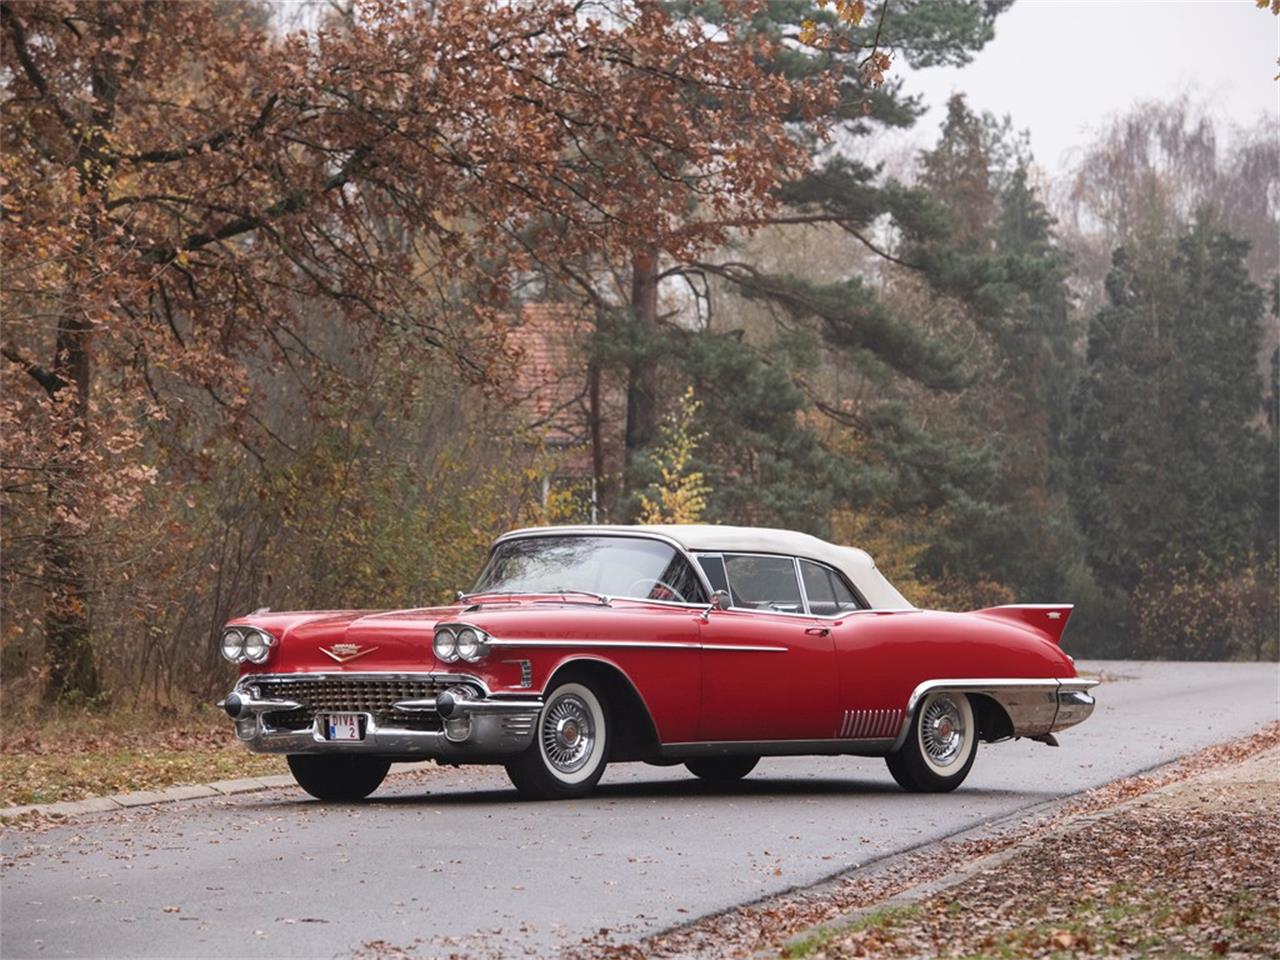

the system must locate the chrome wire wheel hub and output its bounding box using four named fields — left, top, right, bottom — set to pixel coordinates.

left=921, top=695, right=965, bottom=767
left=541, top=694, right=594, bottom=774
